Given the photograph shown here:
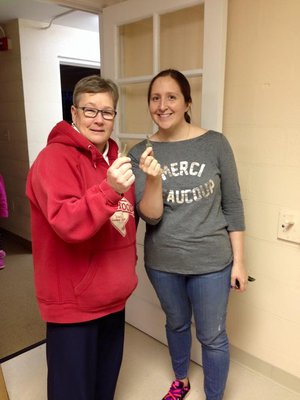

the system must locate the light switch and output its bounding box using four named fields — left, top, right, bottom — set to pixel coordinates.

left=277, top=209, right=300, bottom=244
